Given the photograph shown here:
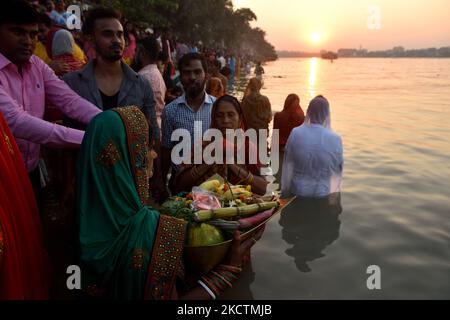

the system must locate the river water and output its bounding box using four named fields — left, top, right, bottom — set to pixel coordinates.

left=222, top=57, right=450, bottom=299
